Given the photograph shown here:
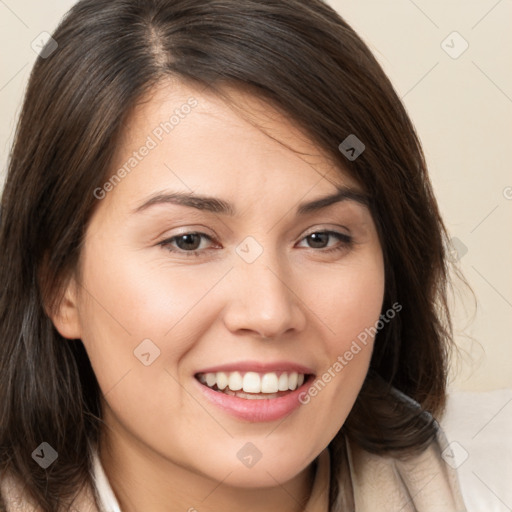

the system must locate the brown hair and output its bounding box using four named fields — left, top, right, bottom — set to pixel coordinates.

left=0, top=0, right=470, bottom=510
